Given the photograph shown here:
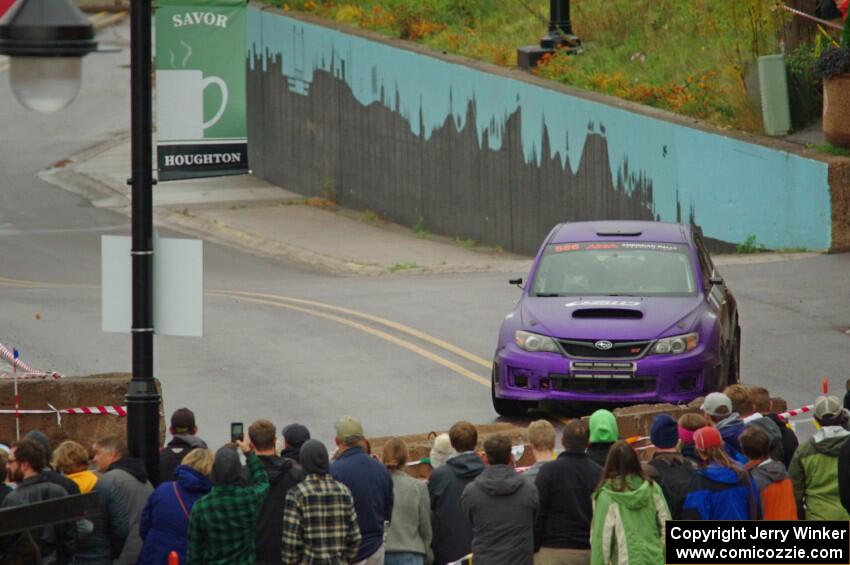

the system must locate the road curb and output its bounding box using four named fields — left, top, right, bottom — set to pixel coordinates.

left=40, top=135, right=533, bottom=277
